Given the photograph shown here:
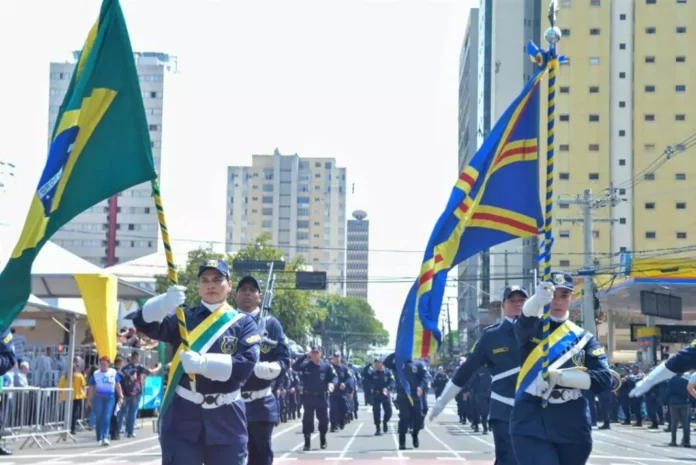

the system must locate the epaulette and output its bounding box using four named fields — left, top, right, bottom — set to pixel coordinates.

left=481, top=322, right=502, bottom=333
